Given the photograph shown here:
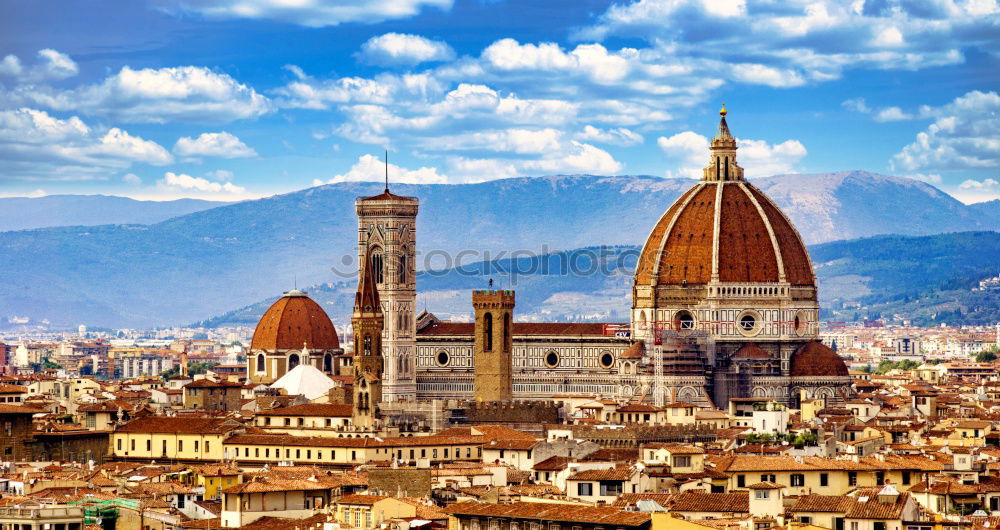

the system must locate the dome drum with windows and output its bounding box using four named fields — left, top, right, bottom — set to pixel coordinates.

left=248, top=289, right=344, bottom=384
